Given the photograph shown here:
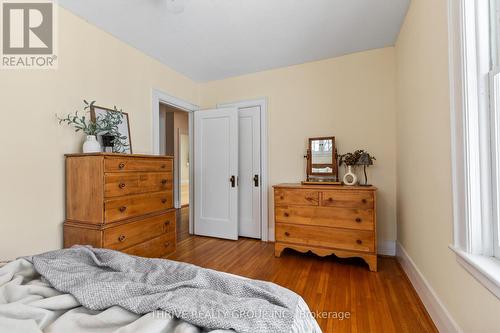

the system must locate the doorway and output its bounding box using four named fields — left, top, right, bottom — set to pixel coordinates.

left=153, top=89, right=198, bottom=242
left=159, top=103, right=190, bottom=241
